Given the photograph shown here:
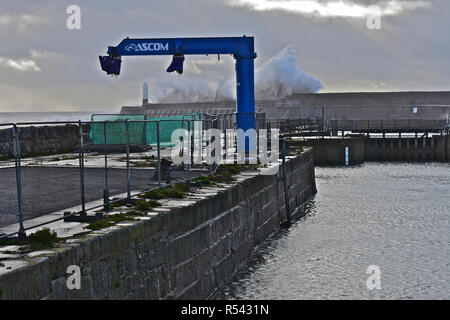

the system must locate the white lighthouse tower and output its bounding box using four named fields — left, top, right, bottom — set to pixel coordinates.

left=142, top=81, right=149, bottom=105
